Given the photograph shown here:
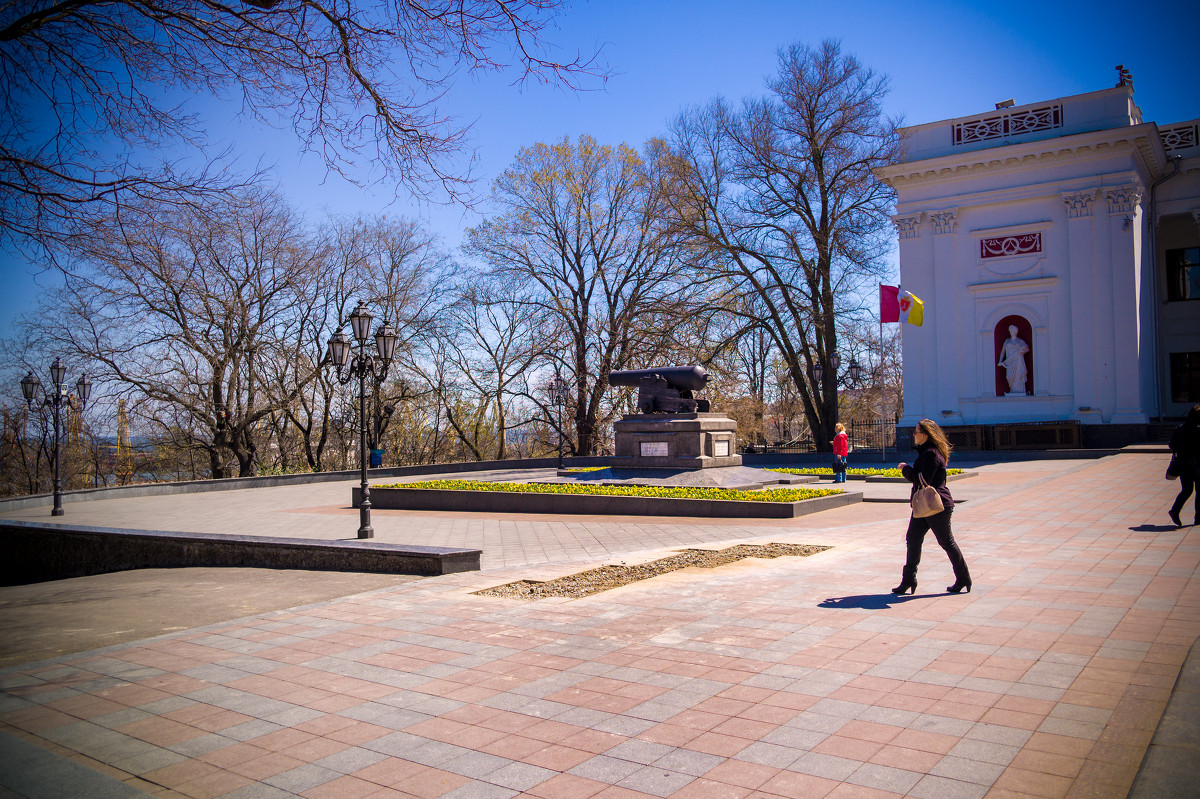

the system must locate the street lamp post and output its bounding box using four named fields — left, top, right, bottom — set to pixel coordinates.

left=326, top=300, right=398, bottom=539
left=812, top=353, right=862, bottom=443
left=20, top=358, right=91, bottom=516
left=551, top=374, right=568, bottom=469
